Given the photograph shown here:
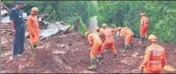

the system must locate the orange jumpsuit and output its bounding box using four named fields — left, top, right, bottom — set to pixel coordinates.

left=88, top=33, right=103, bottom=59
left=27, top=15, right=40, bottom=45
left=140, top=16, right=149, bottom=37
left=141, top=43, right=166, bottom=73
left=100, top=28, right=117, bottom=54
left=120, top=27, right=134, bottom=45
